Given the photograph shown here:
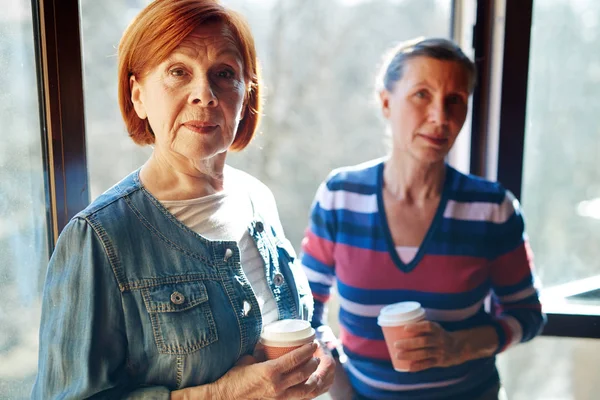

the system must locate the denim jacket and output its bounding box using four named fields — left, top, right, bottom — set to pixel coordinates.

left=31, top=168, right=313, bottom=399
